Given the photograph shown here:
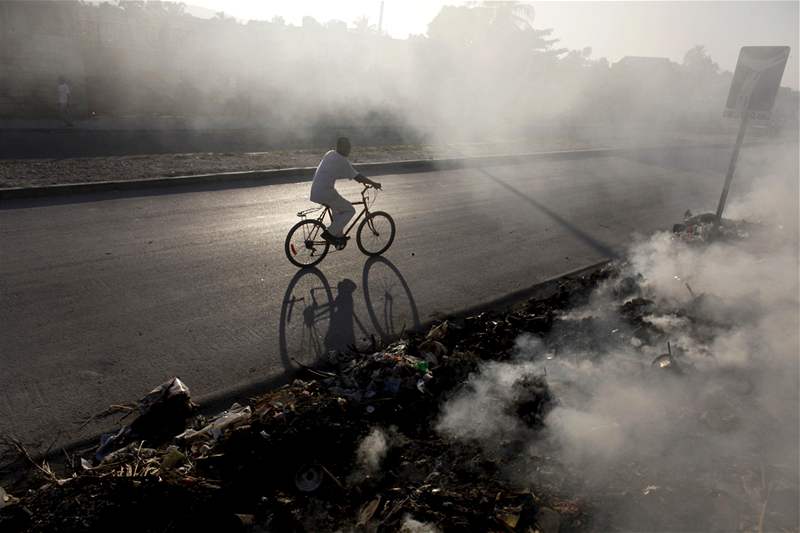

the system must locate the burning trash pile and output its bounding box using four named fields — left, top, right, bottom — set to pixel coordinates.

left=0, top=271, right=608, bottom=533
left=2, top=212, right=797, bottom=532
left=671, top=209, right=758, bottom=243
left=432, top=219, right=798, bottom=532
